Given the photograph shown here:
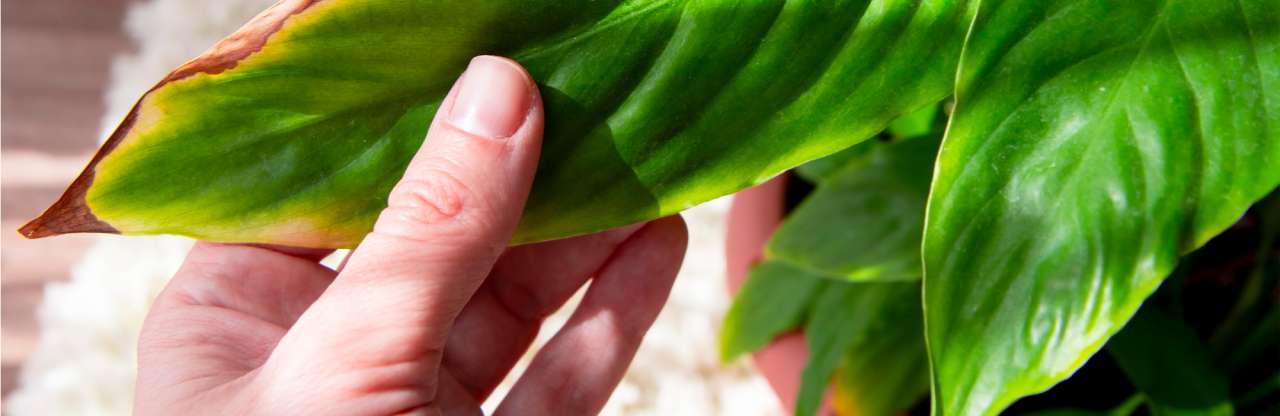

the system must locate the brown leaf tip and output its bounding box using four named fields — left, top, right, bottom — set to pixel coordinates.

left=18, top=210, right=118, bottom=240
left=19, top=0, right=319, bottom=241
left=18, top=169, right=119, bottom=239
